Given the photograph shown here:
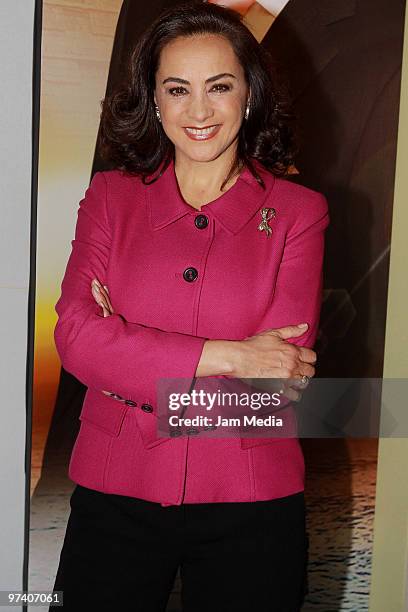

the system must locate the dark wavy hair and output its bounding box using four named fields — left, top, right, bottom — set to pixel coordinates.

left=98, top=0, right=298, bottom=190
